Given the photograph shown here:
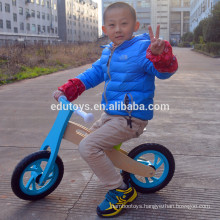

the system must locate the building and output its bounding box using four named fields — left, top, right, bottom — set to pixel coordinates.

left=151, top=0, right=170, bottom=40
left=0, top=0, right=59, bottom=46
left=170, top=0, right=190, bottom=43
left=102, top=0, right=190, bottom=42
left=57, top=0, right=99, bottom=43
left=190, top=0, right=220, bottom=32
